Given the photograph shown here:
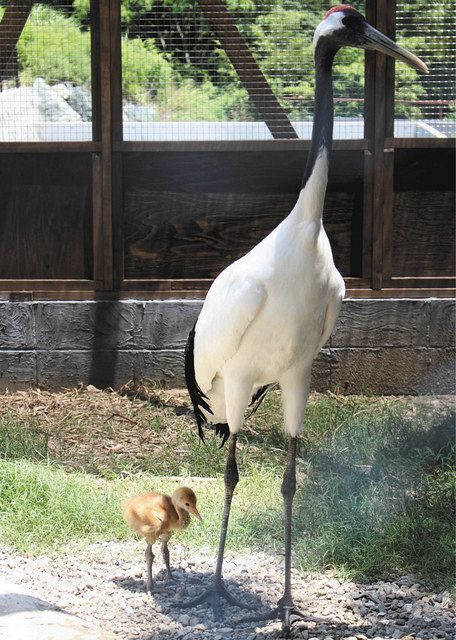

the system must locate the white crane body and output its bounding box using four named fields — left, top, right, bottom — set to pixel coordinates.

left=193, top=151, right=344, bottom=436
